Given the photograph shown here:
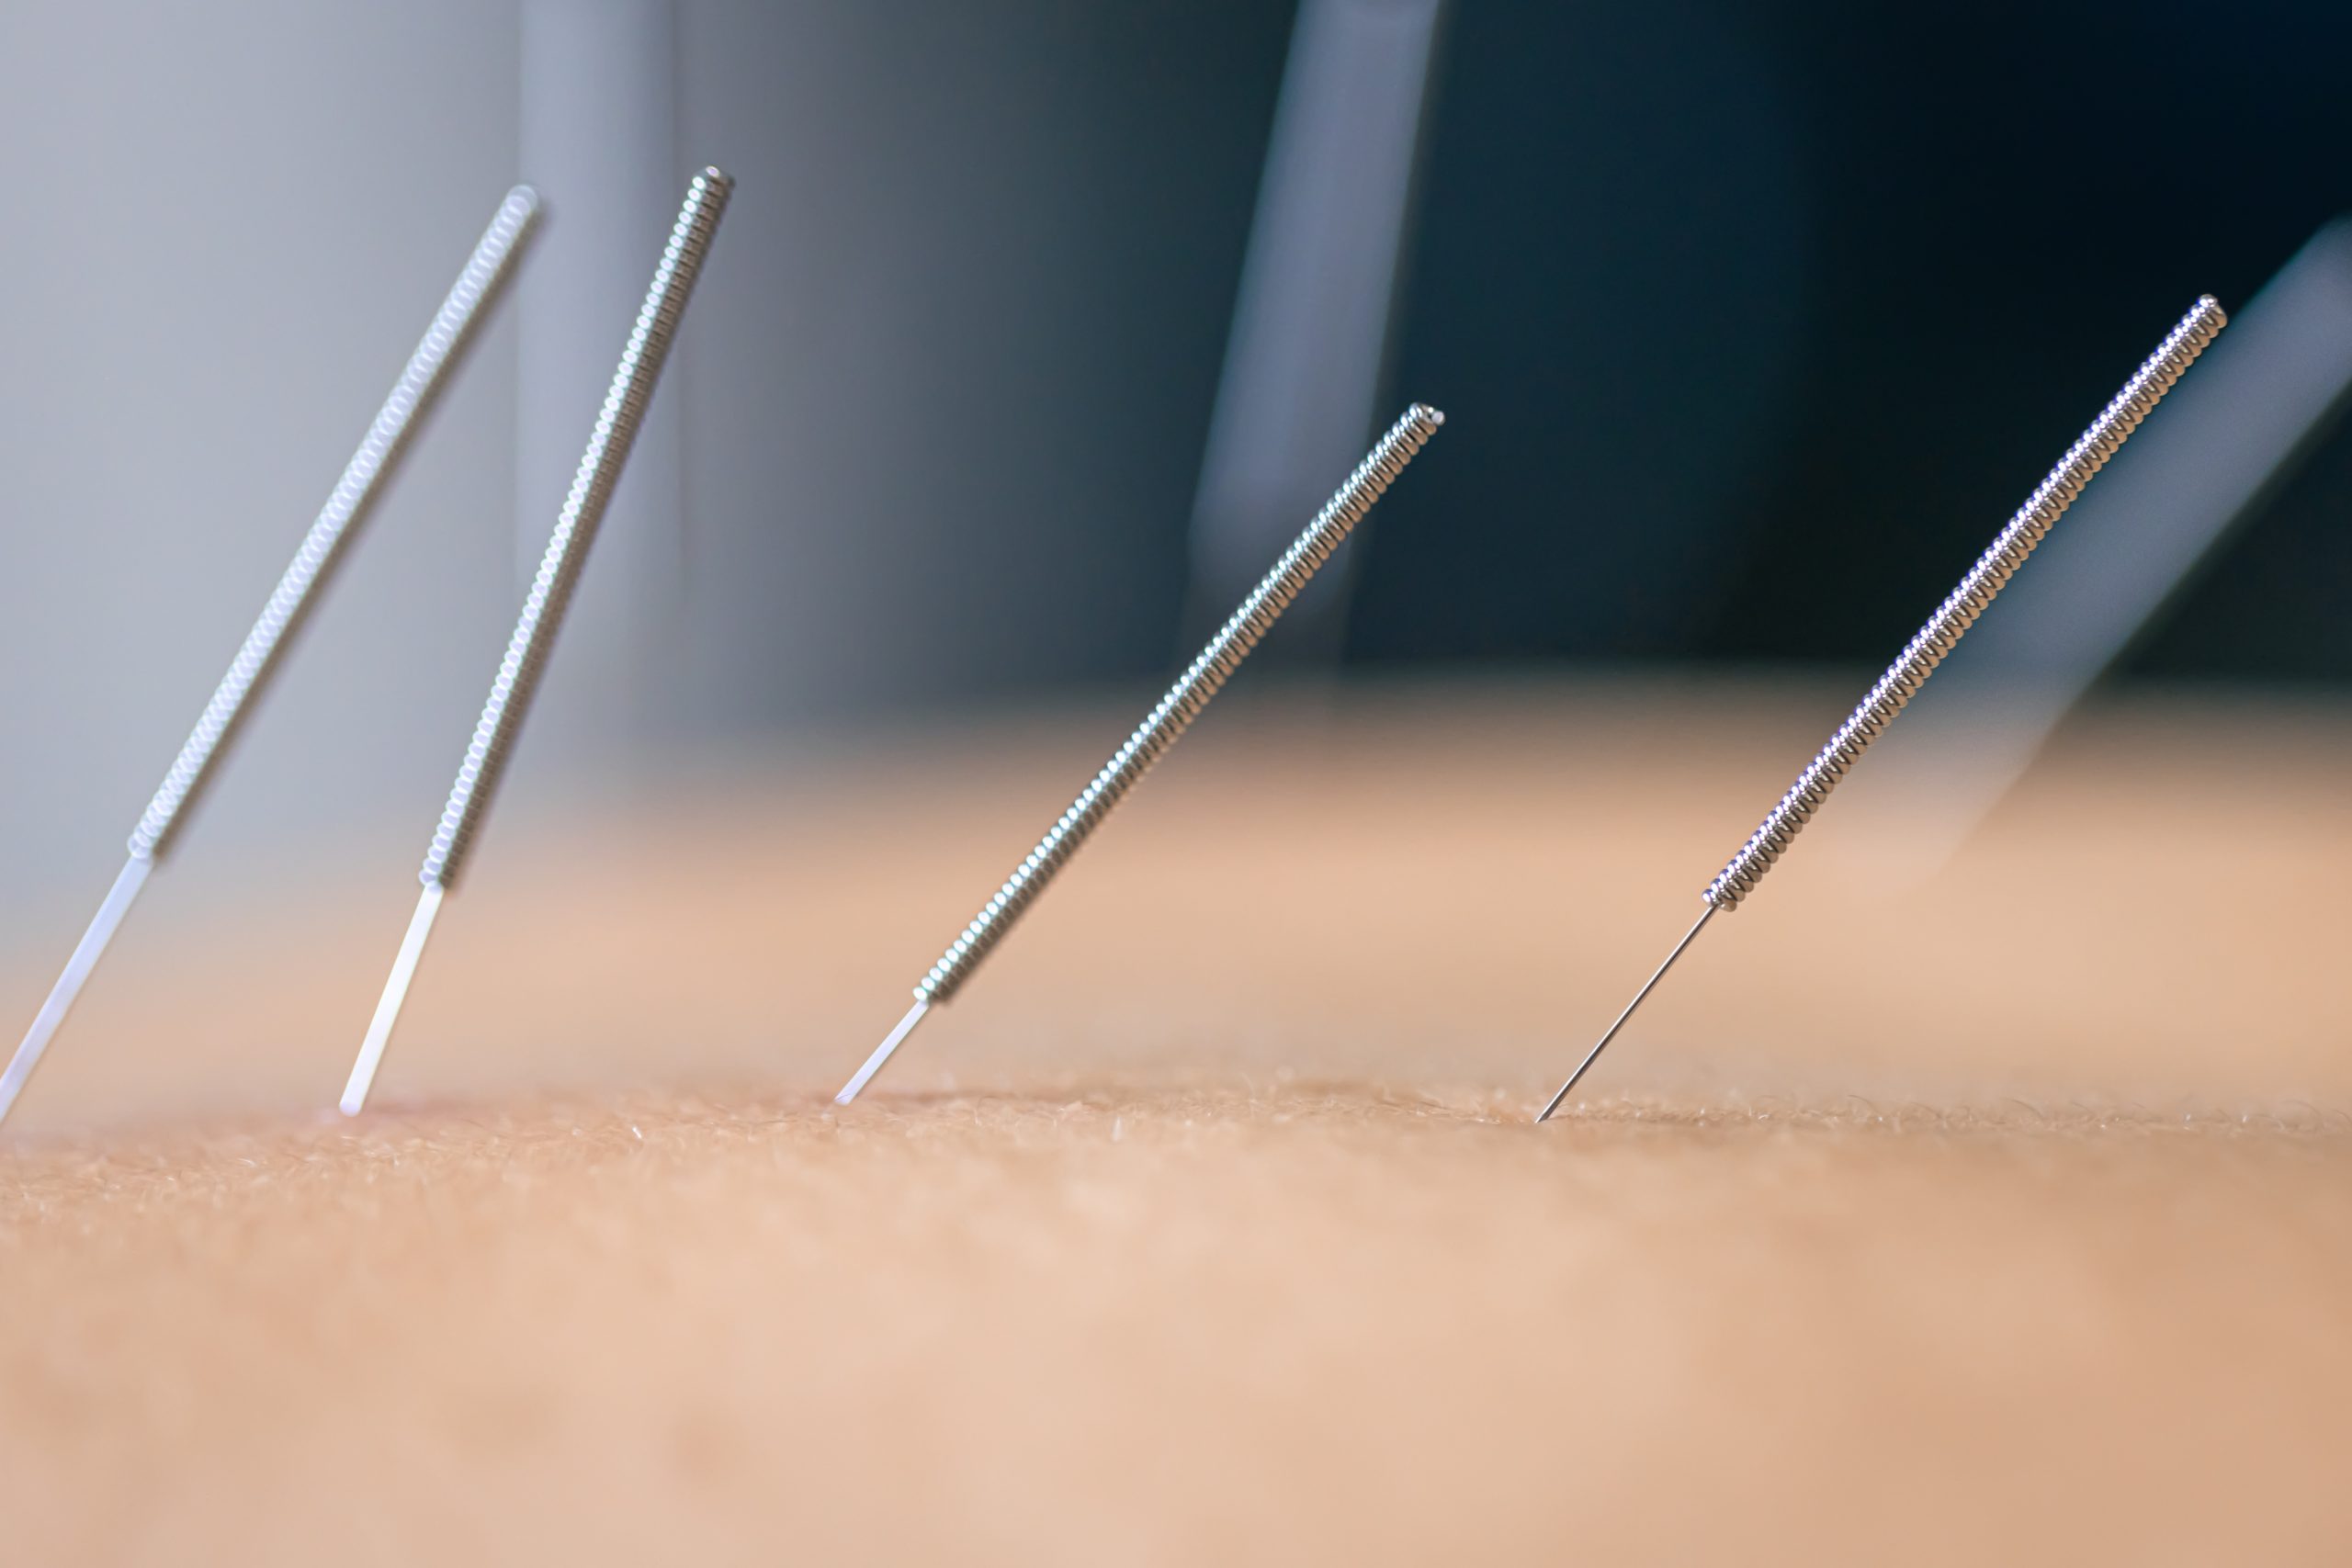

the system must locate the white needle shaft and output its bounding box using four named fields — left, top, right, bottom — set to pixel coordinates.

left=836, top=1000, right=931, bottom=1106
left=0, top=857, right=153, bottom=1127
left=341, top=885, right=445, bottom=1116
